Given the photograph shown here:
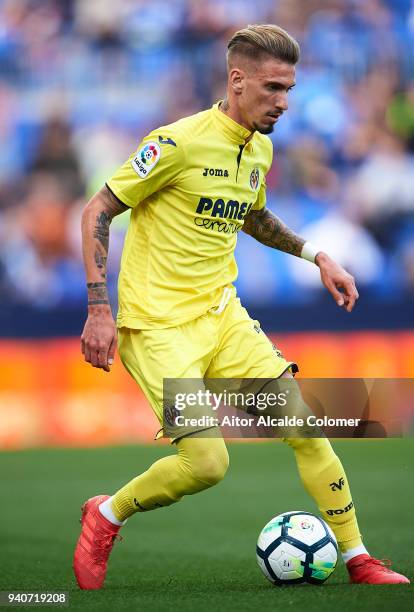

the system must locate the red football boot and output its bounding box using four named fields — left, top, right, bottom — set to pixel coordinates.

left=347, top=554, right=410, bottom=584
left=73, top=495, right=122, bottom=590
